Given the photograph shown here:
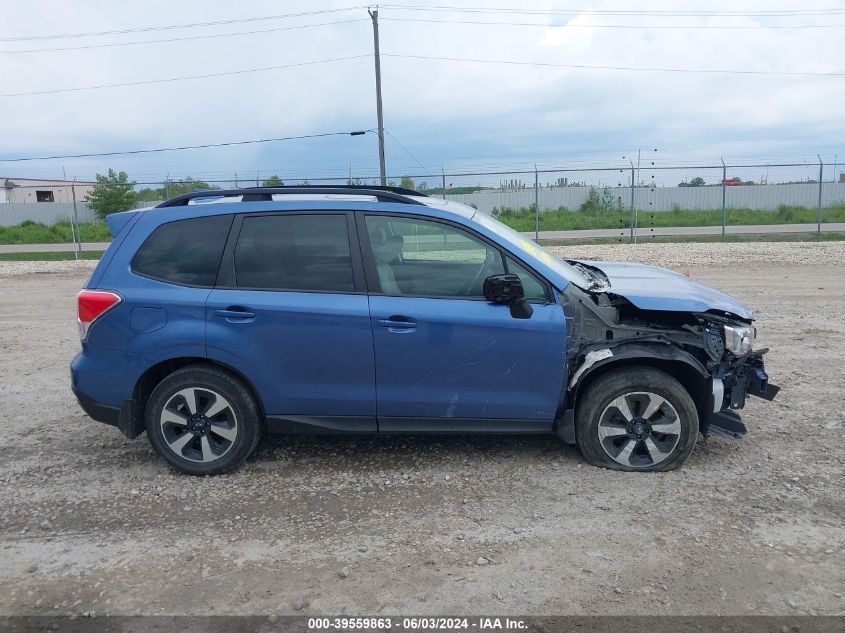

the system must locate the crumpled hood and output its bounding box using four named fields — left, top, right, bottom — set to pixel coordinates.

left=575, top=260, right=753, bottom=320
